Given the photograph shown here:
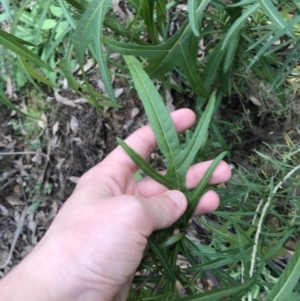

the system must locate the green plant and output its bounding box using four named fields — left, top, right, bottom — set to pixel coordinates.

left=3, top=1, right=300, bottom=300
left=117, top=56, right=261, bottom=300
left=3, top=0, right=300, bottom=113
